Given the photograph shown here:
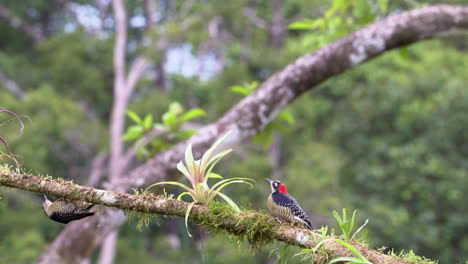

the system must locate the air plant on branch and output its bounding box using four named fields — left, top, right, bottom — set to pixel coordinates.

left=145, top=131, right=254, bottom=236
left=0, top=108, right=25, bottom=169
